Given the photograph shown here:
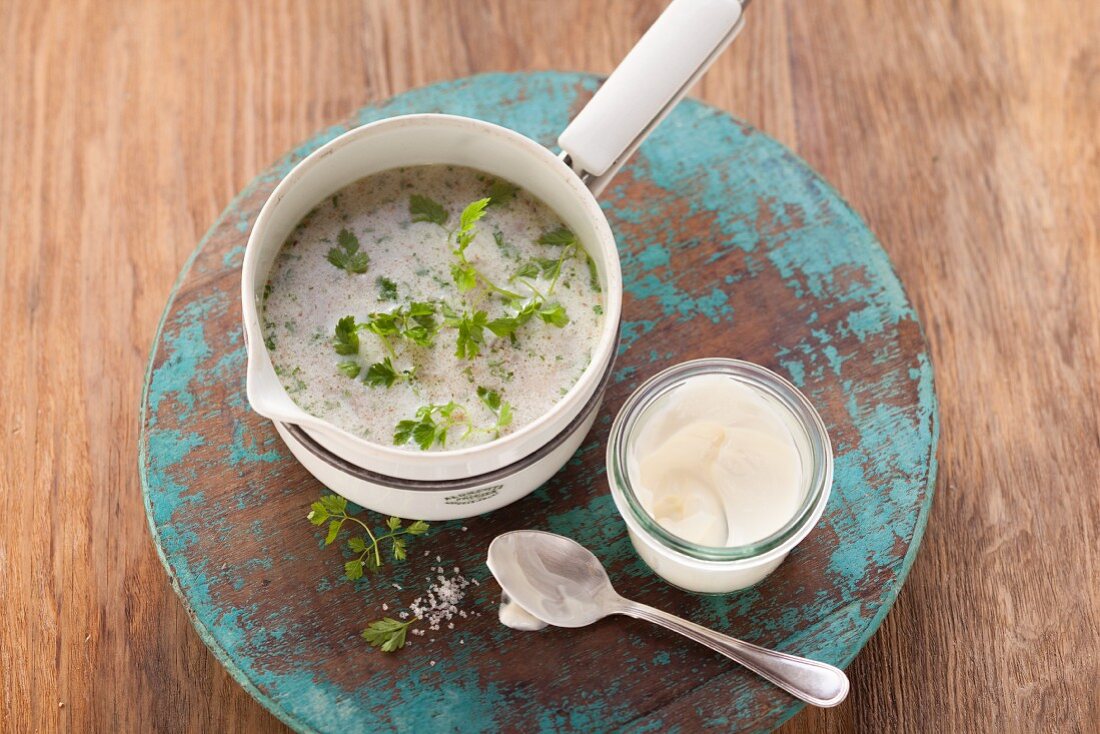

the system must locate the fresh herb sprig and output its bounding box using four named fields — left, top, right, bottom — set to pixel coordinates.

left=332, top=315, right=361, bottom=355
left=511, top=257, right=559, bottom=286
left=440, top=293, right=567, bottom=360
left=409, top=194, right=529, bottom=301
left=336, top=353, right=415, bottom=387
left=409, top=194, right=448, bottom=226
left=307, top=494, right=429, bottom=580
left=338, top=360, right=362, bottom=378
left=362, top=618, right=414, bottom=652
left=486, top=179, right=518, bottom=207
left=441, top=304, right=489, bottom=360
left=484, top=298, right=569, bottom=342
left=393, top=401, right=468, bottom=450
left=326, top=228, right=370, bottom=274
left=477, top=386, right=513, bottom=437
left=449, top=198, right=526, bottom=300
left=536, top=226, right=600, bottom=294
left=361, top=302, right=439, bottom=356
left=409, top=195, right=577, bottom=351
left=332, top=304, right=438, bottom=382
left=364, top=356, right=415, bottom=388
left=393, top=386, right=512, bottom=450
